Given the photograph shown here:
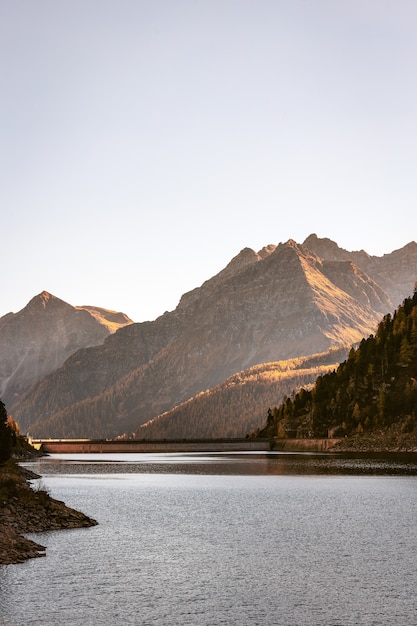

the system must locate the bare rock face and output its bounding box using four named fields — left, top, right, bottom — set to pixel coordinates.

left=303, top=234, right=417, bottom=307
left=0, top=291, right=132, bottom=409
left=76, top=305, right=133, bottom=333
left=9, top=236, right=417, bottom=440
